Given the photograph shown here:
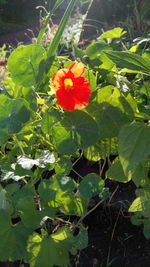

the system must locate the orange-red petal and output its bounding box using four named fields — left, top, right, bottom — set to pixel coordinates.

left=56, top=77, right=91, bottom=111
left=52, top=68, right=68, bottom=91
left=52, top=62, right=92, bottom=111
left=69, top=62, right=85, bottom=78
